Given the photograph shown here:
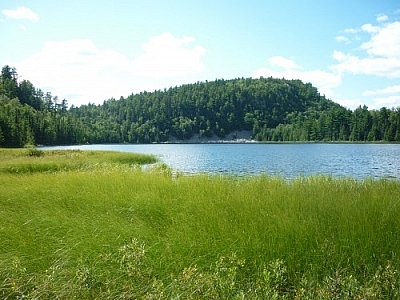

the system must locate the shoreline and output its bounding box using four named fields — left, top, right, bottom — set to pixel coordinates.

left=166, top=130, right=255, bottom=144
